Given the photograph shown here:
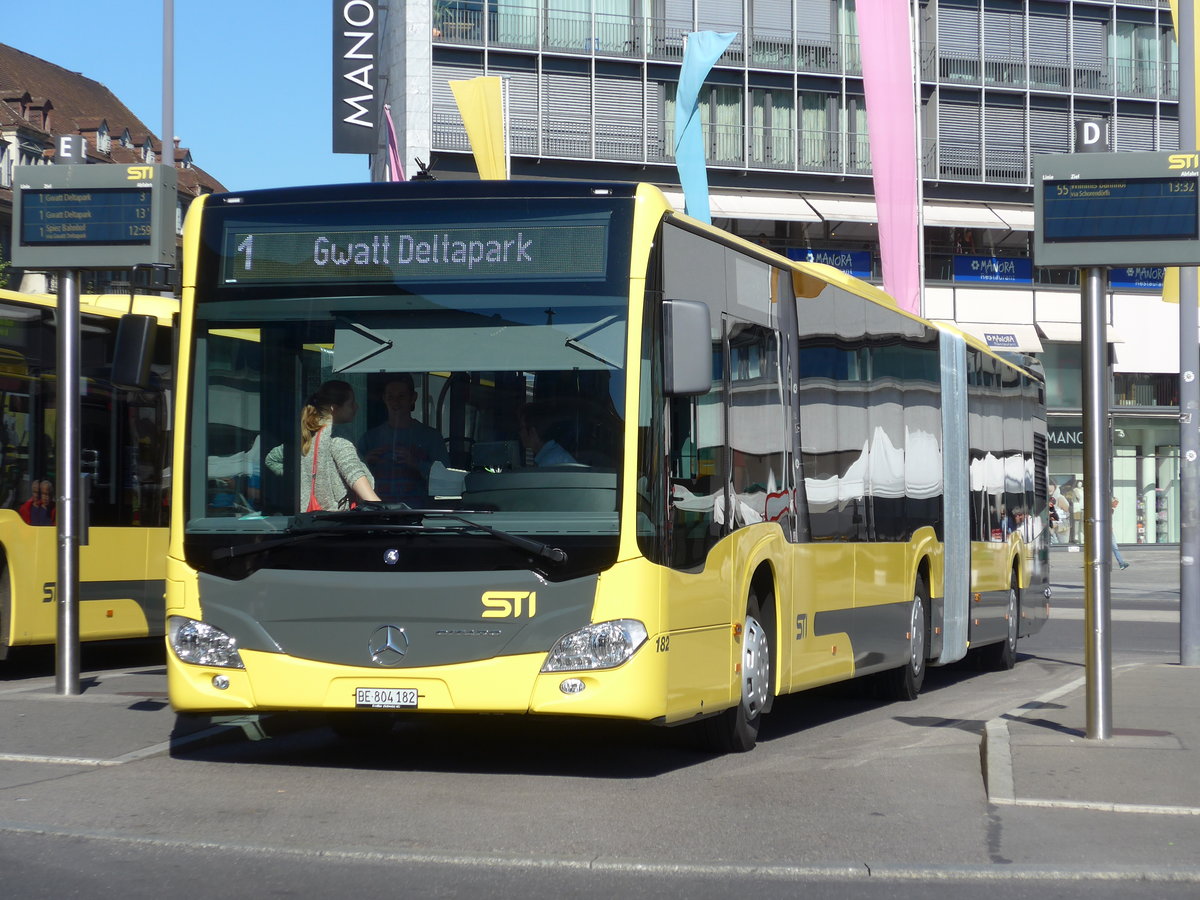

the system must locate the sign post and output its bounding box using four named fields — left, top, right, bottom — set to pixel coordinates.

left=1035, top=147, right=1200, bottom=738
left=11, top=163, right=176, bottom=695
